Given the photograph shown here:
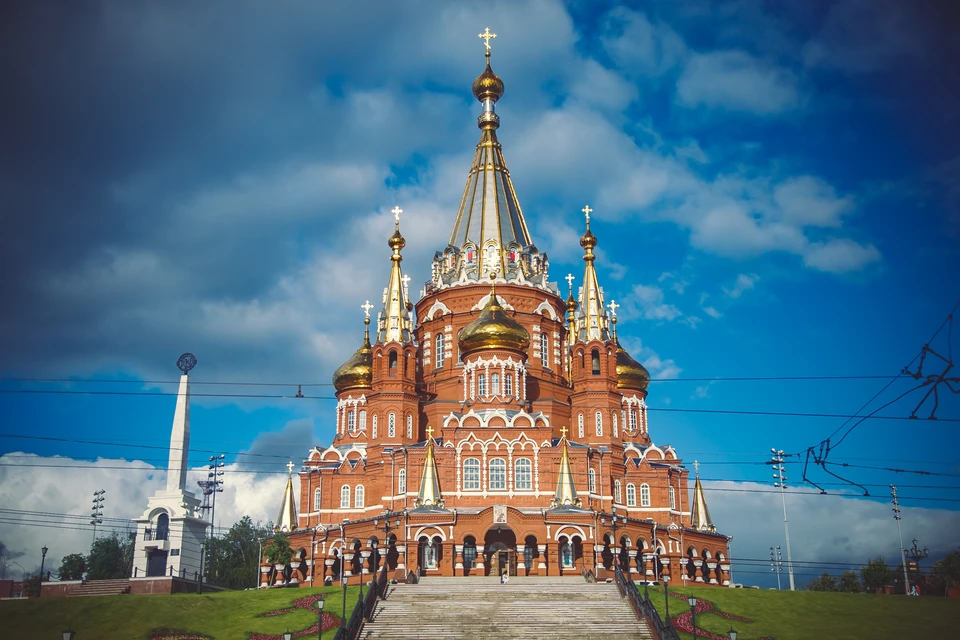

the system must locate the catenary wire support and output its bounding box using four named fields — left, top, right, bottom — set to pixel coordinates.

left=768, top=449, right=795, bottom=591
left=890, top=485, right=910, bottom=595
left=90, top=489, right=105, bottom=546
